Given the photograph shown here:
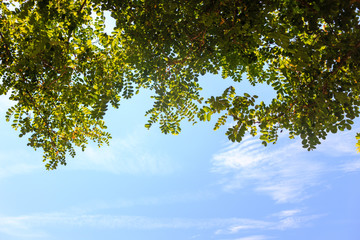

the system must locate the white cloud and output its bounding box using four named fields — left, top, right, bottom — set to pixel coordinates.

left=213, top=137, right=271, bottom=170
left=0, top=149, right=42, bottom=179
left=213, top=137, right=323, bottom=203
left=69, top=129, right=176, bottom=175
left=0, top=213, right=264, bottom=238
left=215, top=209, right=320, bottom=235
left=273, top=209, right=301, bottom=218
left=340, top=160, right=360, bottom=172
left=0, top=163, right=39, bottom=179
left=274, top=215, right=306, bottom=230
left=70, top=190, right=216, bottom=214
left=214, top=219, right=272, bottom=234
left=212, top=127, right=360, bottom=203
left=0, top=210, right=320, bottom=239
left=0, top=215, right=48, bottom=238
left=235, top=235, right=270, bottom=240
left=315, top=129, right=359, bottom=156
